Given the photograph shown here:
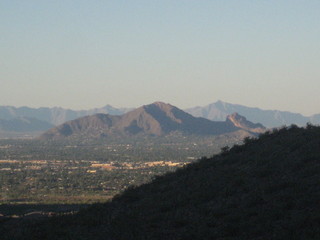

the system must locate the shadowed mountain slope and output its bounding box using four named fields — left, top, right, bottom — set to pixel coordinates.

left=40, top=102, right=264, bottom=140
left=4, top=124, right=320, bottom=239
